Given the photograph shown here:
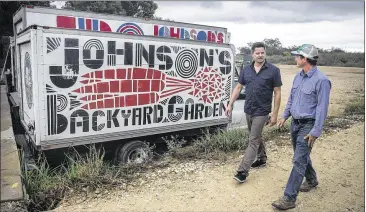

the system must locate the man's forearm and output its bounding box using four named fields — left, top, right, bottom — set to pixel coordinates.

left=228, top=87, right=241, bottom=107
left=273, top=93, right=281, bottom=117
